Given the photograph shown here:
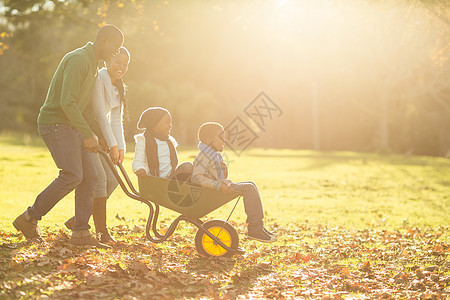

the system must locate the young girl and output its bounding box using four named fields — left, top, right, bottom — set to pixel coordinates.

left=132, top=107, right=192, bottom=181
